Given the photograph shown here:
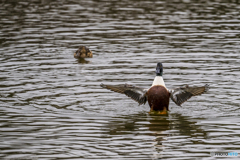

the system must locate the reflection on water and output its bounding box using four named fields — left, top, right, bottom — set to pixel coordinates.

left=1, top=0, right=240, bottom=159
left=105, top=113, right=211, bottom=159
left=77, top=58, right=90, bottom=64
